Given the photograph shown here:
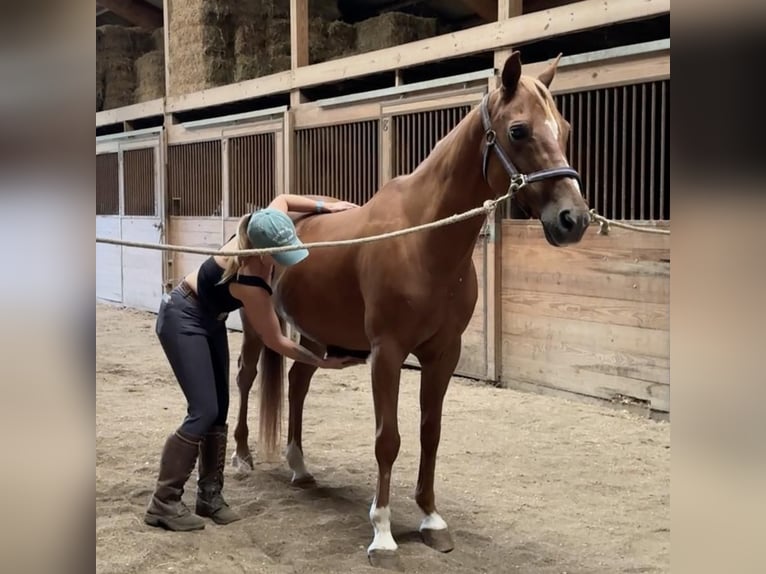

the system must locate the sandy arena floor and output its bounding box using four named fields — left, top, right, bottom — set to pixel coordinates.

left=96, top=302, right=669, bottom=574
